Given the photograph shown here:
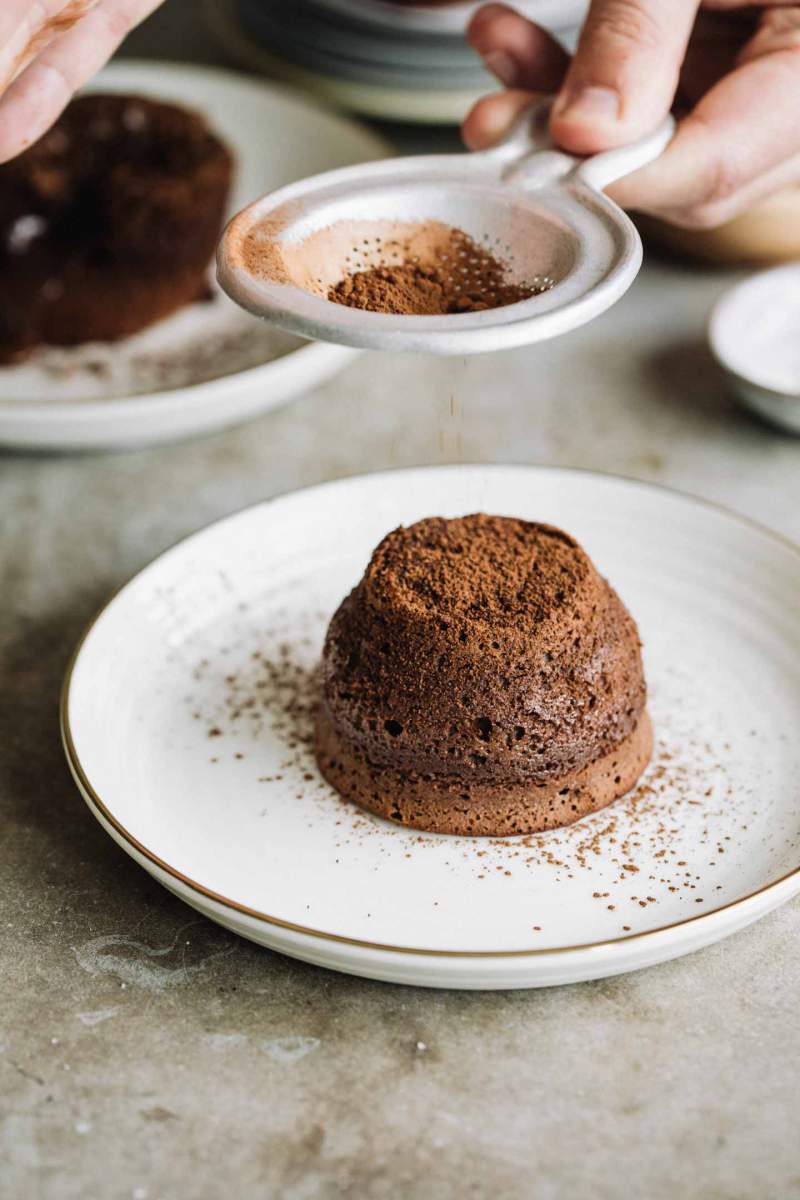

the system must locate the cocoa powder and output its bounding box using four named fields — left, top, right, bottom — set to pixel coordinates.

left=328, top=227, right=552, bottom=315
